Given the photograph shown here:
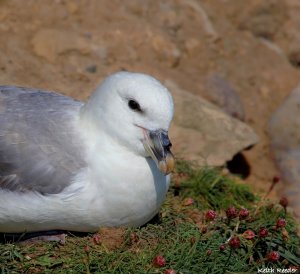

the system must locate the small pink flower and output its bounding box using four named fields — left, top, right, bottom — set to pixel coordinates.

left=219, top=244, right=225, bottom=251
left=273, top=175, right=280, bottom=184
left=258, top=227, right=268, bottom=238
left=190, top=236, right=196, bottom=245
left=92, top=233, right=101, bottom=244
left=226, top=206, right=238, bottom=219
left=206, top=249, right=212, bottom=256
left=229, top=236, right=240, bottom=249
left=130, top=233, right=139, bottom=243
left=267, top=251, right=280, bottom=262
left=205, top=210, right=217, bottom=221
left=164, top=270, right=176, bottom=274
left=153, top=255, right=166, bottom=267
left=84, top=245, right=90, bottom=253
left=239, top=208, right=249, bottom=220
left=182, top=197, right=194, bottom=206
left=201, top=226, right=208, bottom=234
left=243, top=230, right=255, bottom=240
left=276, top=218, right=286, bottom=228
left=279, top=197, right=288, bottom=208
